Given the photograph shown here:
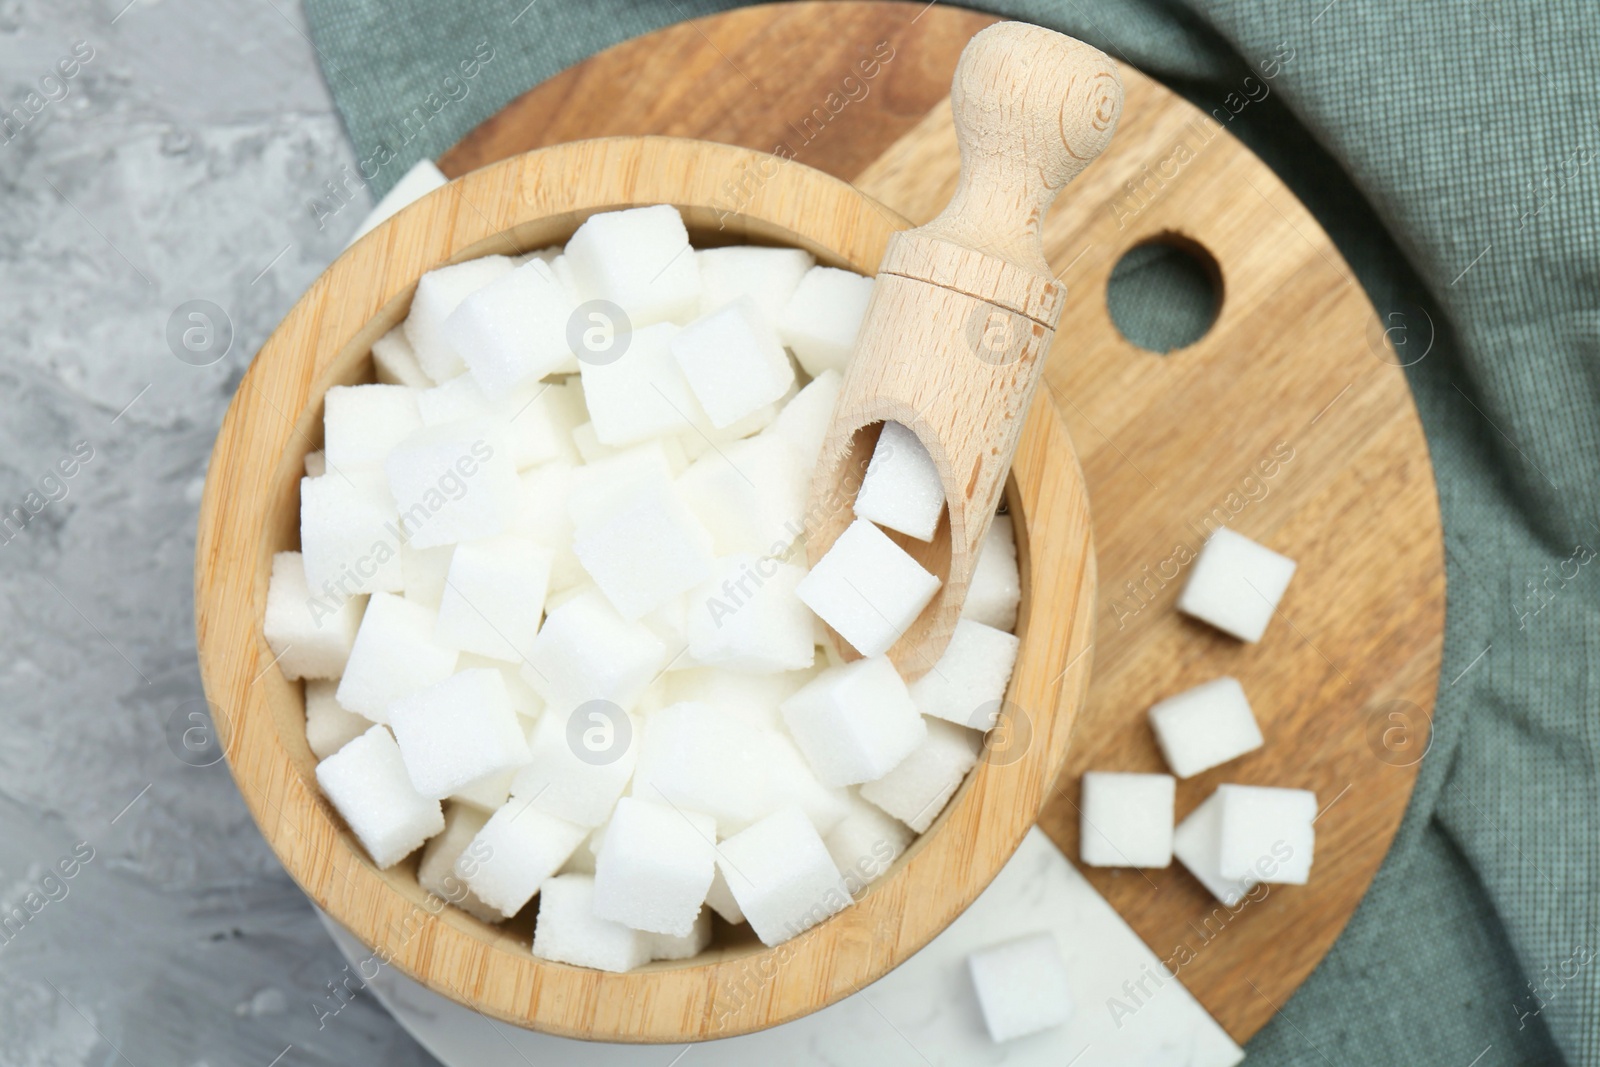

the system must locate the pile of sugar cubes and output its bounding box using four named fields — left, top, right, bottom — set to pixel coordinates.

left=266, top=204, right=1026, bottom=971
left=1077, top=528, right=1318, bottom=909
